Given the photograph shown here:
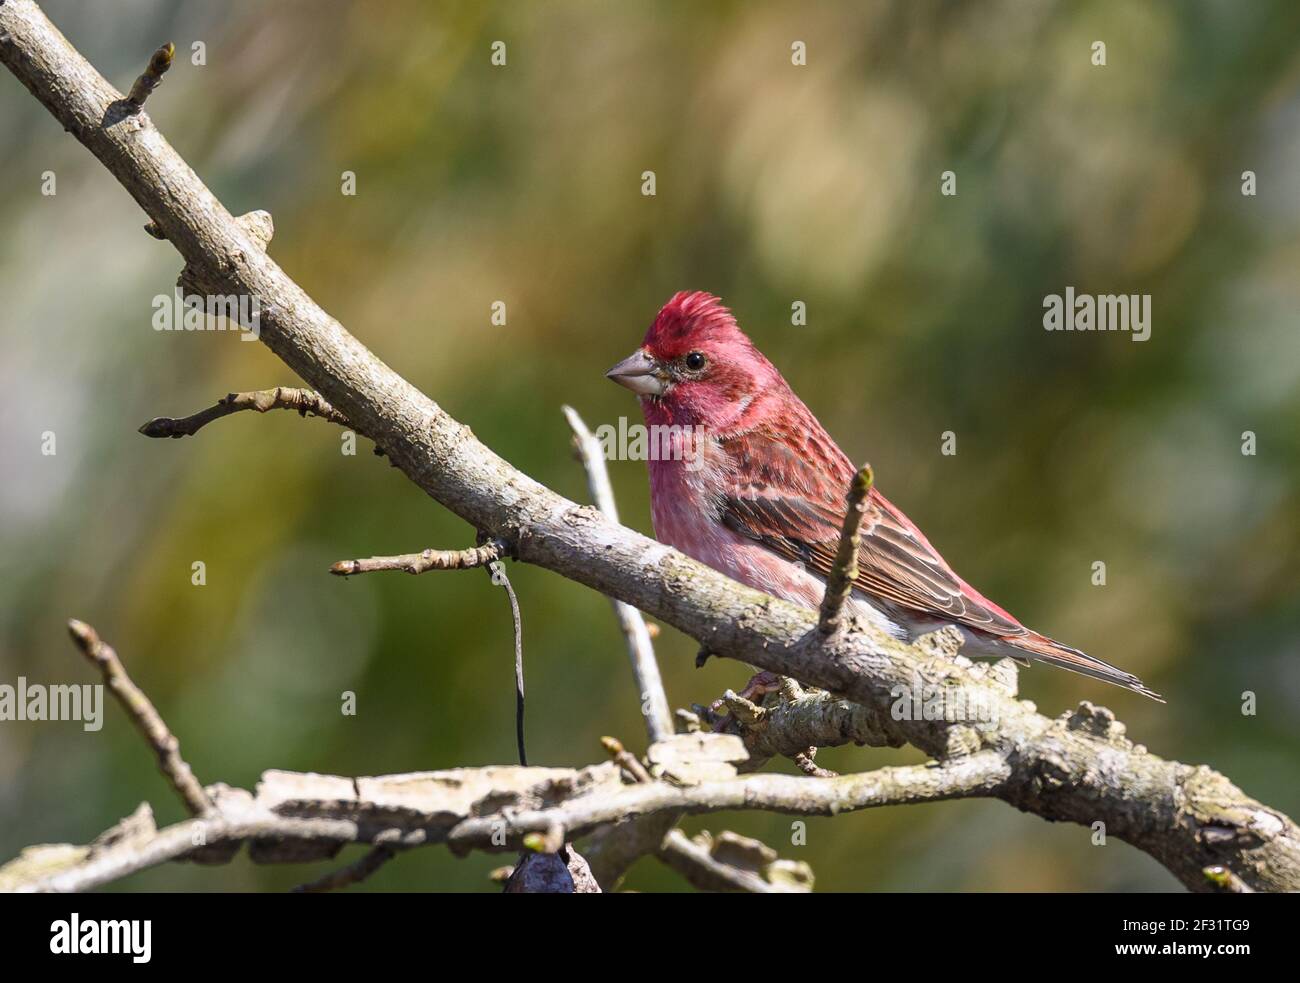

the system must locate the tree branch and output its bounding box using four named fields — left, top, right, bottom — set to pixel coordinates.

left=138, top=386, right=351, bottom=439
left=3, top=0, right=1298, bottom=892
left=818, top=464, right=873, bottom=635
left=329, top=540, right=506, bottom=576
left=656, top=829, right=812, bottom=893
left=0, top=747, right=1005, bottom=893
left=66, top=620, right=212, bottom=818
left=563, top=406, right=675, bottom=745
left=559, top=406, right=681, bottom=886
